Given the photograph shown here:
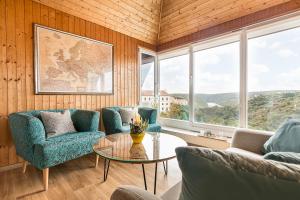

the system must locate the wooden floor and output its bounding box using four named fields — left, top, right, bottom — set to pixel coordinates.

left=0, top=154, right=181, bottom=200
